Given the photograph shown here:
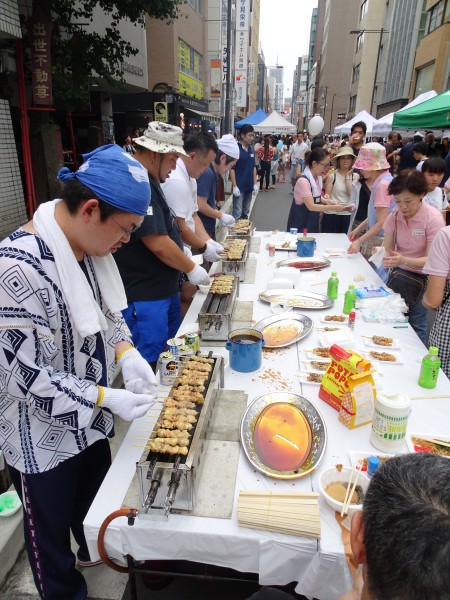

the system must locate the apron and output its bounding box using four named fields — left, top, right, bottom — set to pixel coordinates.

left=429, top=279, right=450, bottom=379
left=286, top=176, right=321, bottom=233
